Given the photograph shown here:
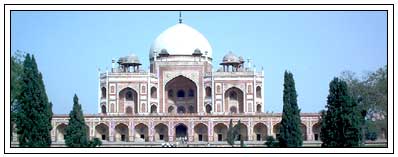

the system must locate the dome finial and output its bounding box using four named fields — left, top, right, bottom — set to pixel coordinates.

left=179, top=11, right=183, bottom=23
